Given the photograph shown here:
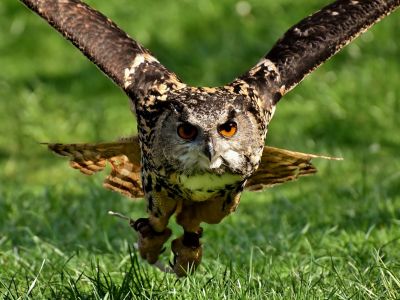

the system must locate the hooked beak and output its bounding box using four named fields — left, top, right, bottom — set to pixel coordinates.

left=203, top=138, right=223, bottom=170
left=203, top=140, right=214, bottom=162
